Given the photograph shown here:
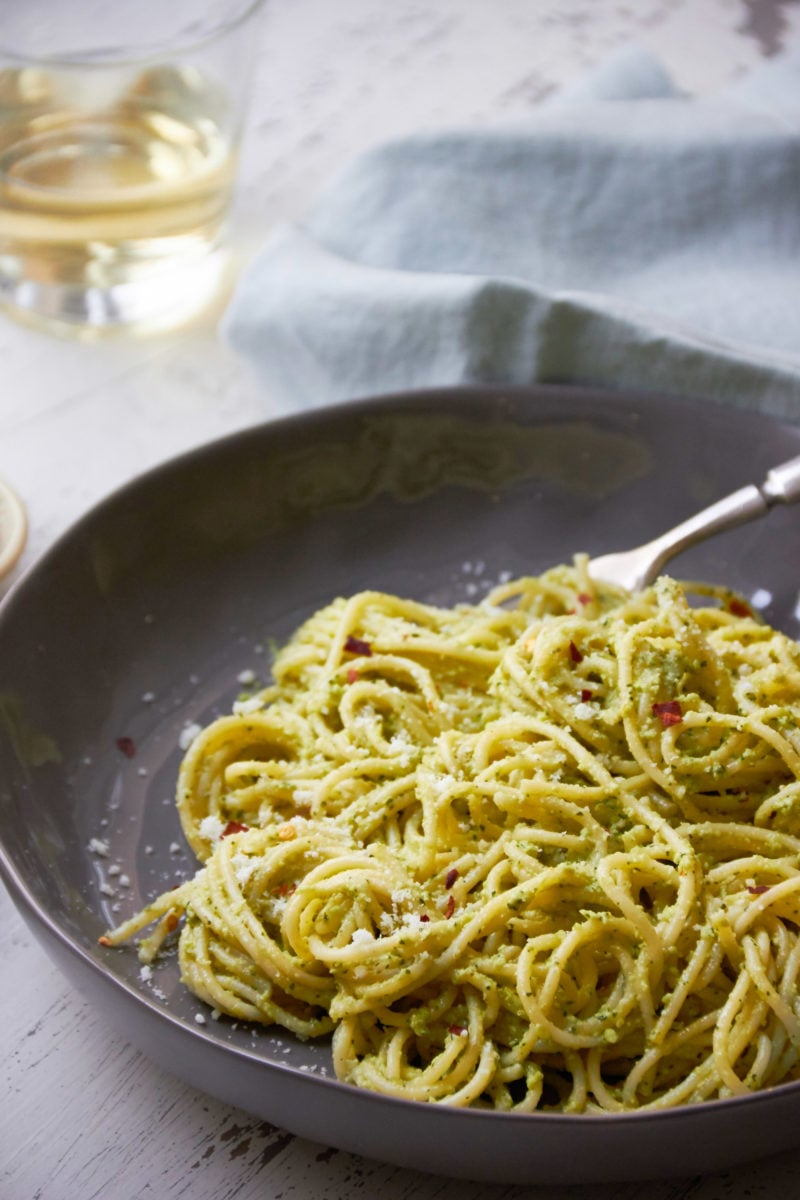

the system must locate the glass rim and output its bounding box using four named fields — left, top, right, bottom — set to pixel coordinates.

left=0, top=0, right=266, bottom=70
